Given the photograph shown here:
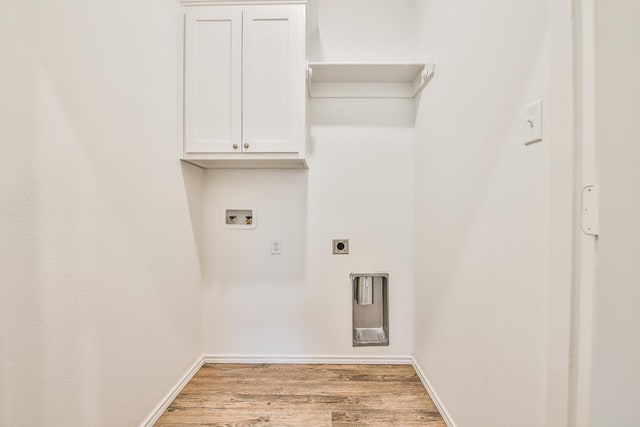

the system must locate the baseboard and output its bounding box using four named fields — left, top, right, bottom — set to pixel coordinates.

left=202, top=354, right=413, bottom=365
left=411, top=356, right=456, bottom=427
left=140, top=355, right=204, bottom=427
